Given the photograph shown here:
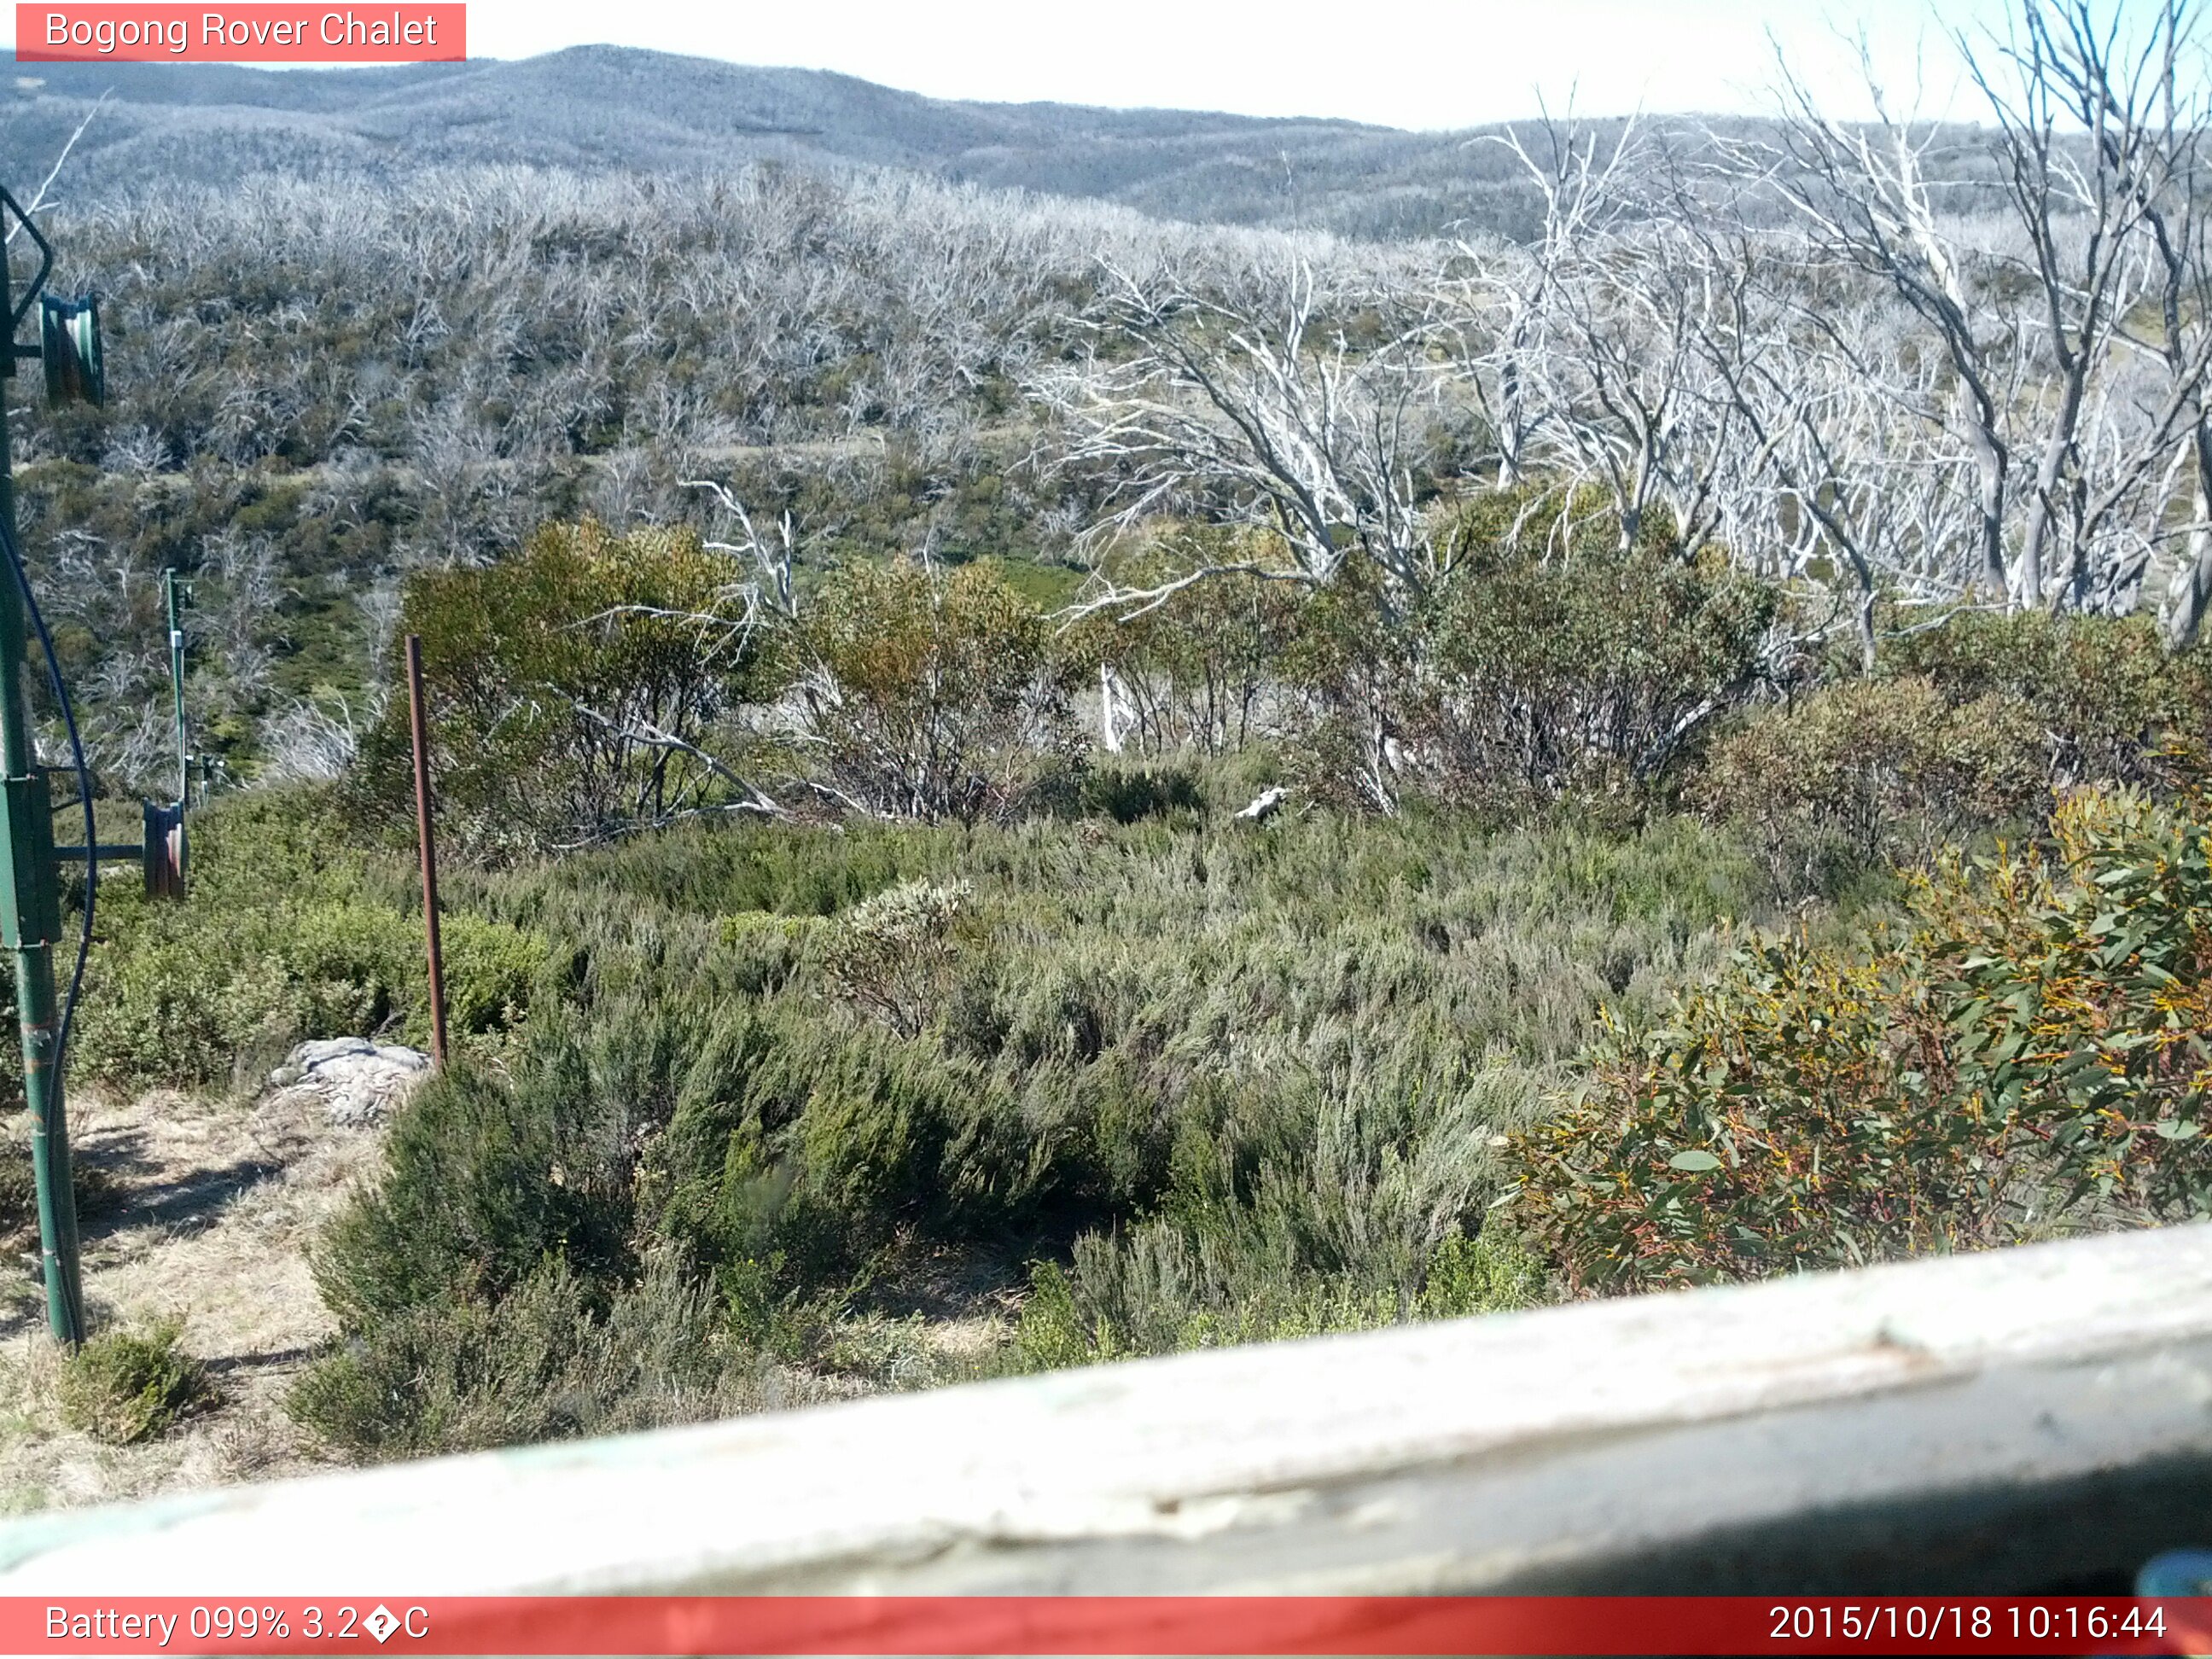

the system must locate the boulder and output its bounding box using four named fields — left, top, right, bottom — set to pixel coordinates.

left=268, top=1037, right=432, bottom=1126
left=1232, top=785, right=1291, bottom=824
